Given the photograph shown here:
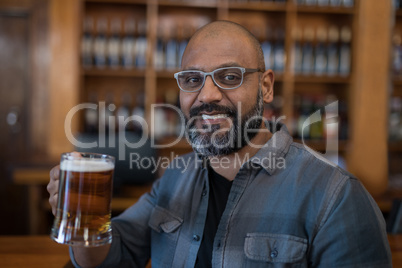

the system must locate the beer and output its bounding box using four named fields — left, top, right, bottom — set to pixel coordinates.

left=51, top=153, right=114, bottom=246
